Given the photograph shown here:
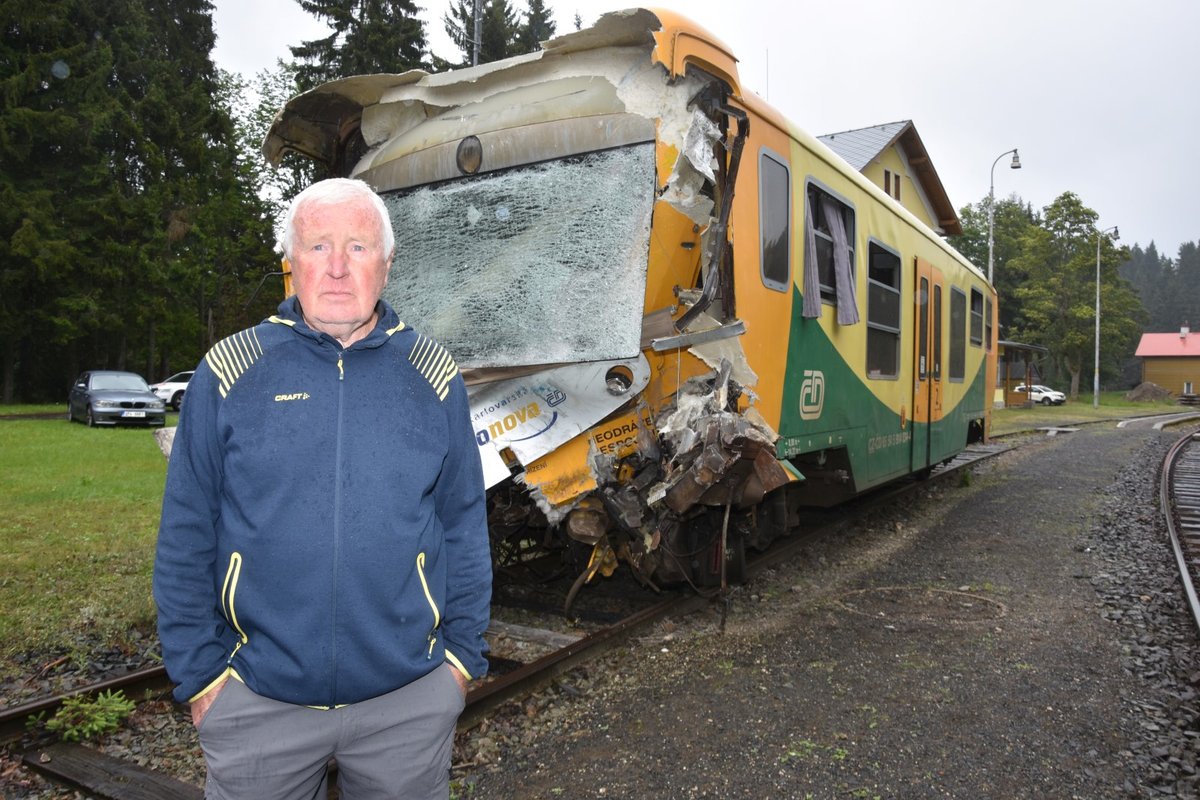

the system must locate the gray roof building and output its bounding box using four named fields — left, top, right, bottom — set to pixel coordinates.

left=818, top=120, right=962, bottom=236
